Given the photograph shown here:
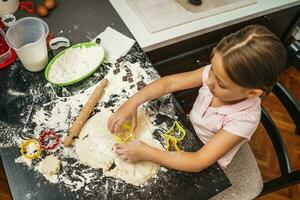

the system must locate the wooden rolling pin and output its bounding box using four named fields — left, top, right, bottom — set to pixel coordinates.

left=64, top=79, right=109, bottom=147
